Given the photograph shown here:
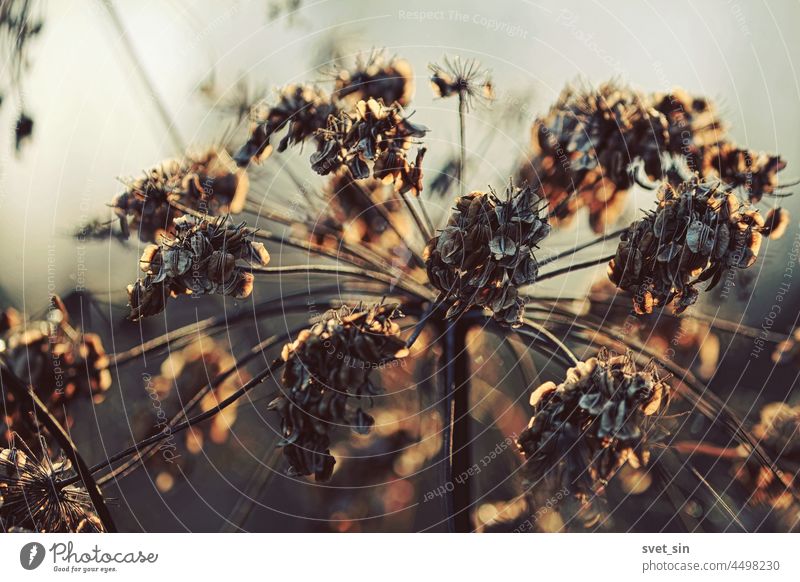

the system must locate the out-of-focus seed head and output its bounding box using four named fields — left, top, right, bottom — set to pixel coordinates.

left=127, top=215, right=270, bottom=320
left=269, top=303, right=408, bottom=481
left=650, top=88, right=725, bottom=153
left=110, top=147, right=249, bottom=242
left=0, top=442, right=104, bottom=532
left=333, top=50, right=415, bottom=107
left=608, top=181, right=765, bottom=314
left=516, top=350, right=668, bottom=507
left=519, top=81, right=669, bottom=233
left=0, top=296, right=112, bottom=414
left=698, top=143, right=788, bottom=203
left=425, top=181, right=550, bottom=326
